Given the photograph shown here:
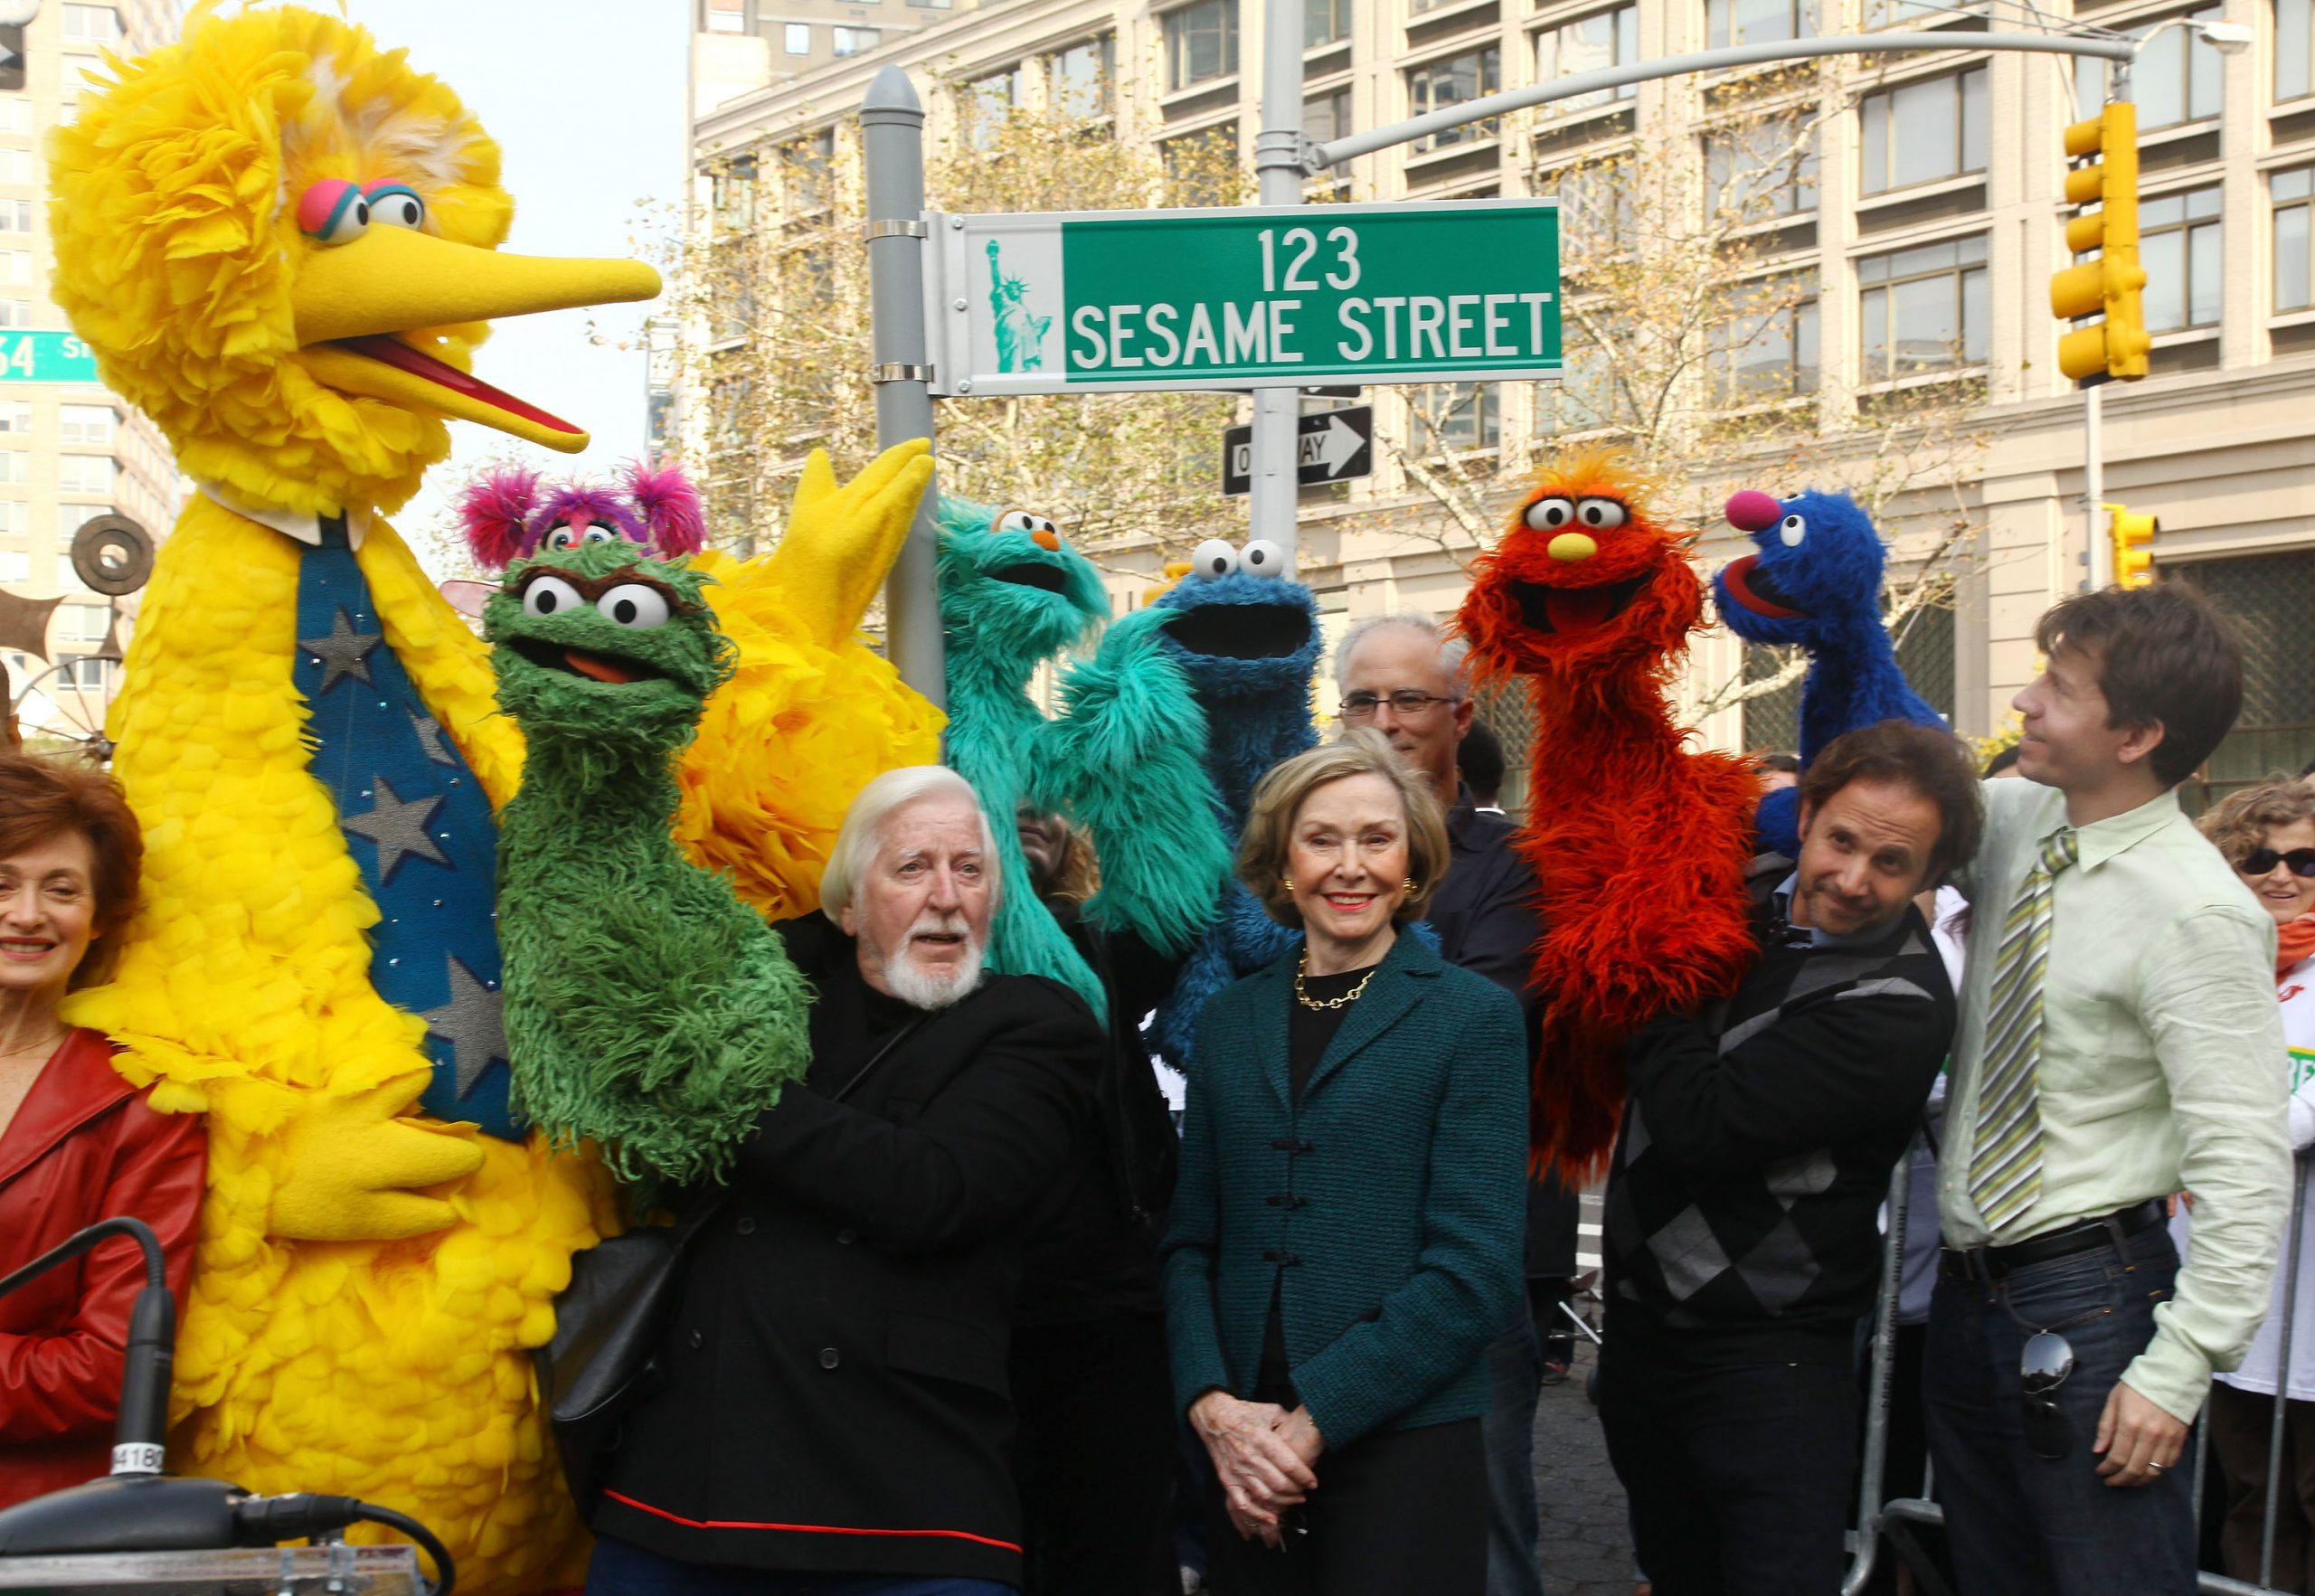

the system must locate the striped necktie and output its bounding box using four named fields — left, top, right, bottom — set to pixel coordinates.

left=1969, top=826, right=2080, bottom=1230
